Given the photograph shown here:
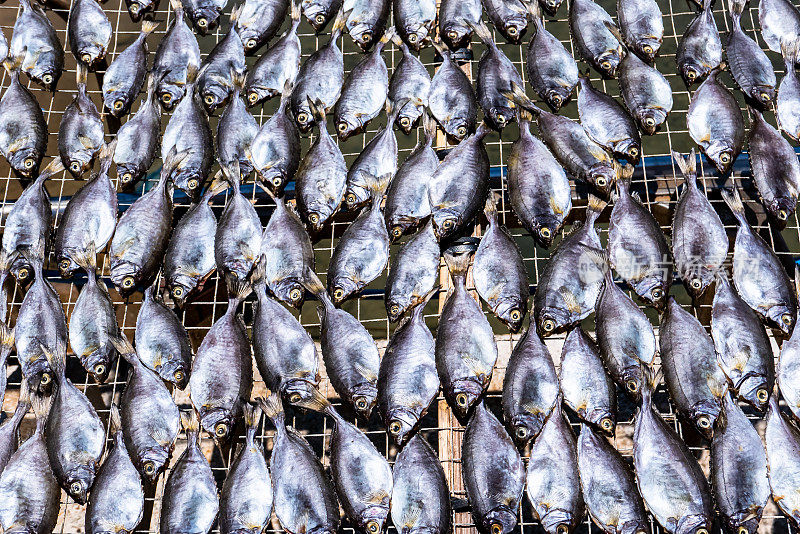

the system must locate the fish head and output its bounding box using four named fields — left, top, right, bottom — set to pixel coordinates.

left=401, top=23, right=433, bottom=51
left=482, top=507, right=517, bottom=534
left=245, top=84, right=278, bottom=108
left=293, top=102, right=315, bottom=132
left=585, top=408, right=616, bottom=436
left=344, top=183, right=371, bottom=211
left=168, top=279, right=195, bottom=309
left=619, top=365, right=645, bottom=401
left=509, top=412, right=546, bottom=447
left=544, top=88, right=572, bottom=113
left=125, top=0, right=150, bottom=21
left=395, top=105, right=423, bottom=134
left=10, top=256, right=33, bottom=285
left=446, top=379, right=484, bottom=421
left=766, top=196, right=797, bottom=226
left=272, top=278, right=306, bottom=309
left=57, top=252, right=82, bottom=279
left=596, top=50, right=623, bottom=78
left=633, top=37, right=662, bottom=62
left=724, top=517, right=759, bottom=534
left=65, top=465, right=96, bottom=504
left=539, top=508, right=579, bottom=534
left=303, top=204, right=332, bottom=234
left=329, top=277, right=359, bottom=305
left=535, top=306, right=572, bottom=337
left=349, top=22, right=380, bottom=52
left=751, top=85, right=776, bottom=109
left=442, top=118, right=472, bottom=143
left=431, top=209, right=463, bottom=242
left=530, top=216, right=562, bottom=248
left=105, top=90, right=132, bottom=118
left=77, top=46, right=106, bottom=70
left=540, top=0, right=564, bottom=16
left=359, top=505, right=390, bottom=534
left=66, top=154, right=94, bottom=178
left=281, top=379, right=319, bottom=407
left=139, top=445, right=171, bottom=482
left=336, top=115, right=365, bottom=141
left=9, top=147, right=41, bottom=180
left=704, top=141, right=737, bottom=175
left=765, top=303, right=796, bottom=335
left=638, top=108, right=668, bottom=135
left=303, top=1, right=335, bottom=32
left=675, top=514, right=712, bottom=534
left=239, top=29, right=264, bottom=54
left=486, top=105, right=516, bottom=131
left=679, top=62, right=708, bottom=87
left=632, top=277, right=669, bottom=309
left=498, top=16, right=528, bottom=44
left=27, top=61, right=61, bottom=92
left=679, top=263, right=716, bottom=299
left=619, top=519, right=650, bottom=534
left=199, top=408, right=235, bottom=440
left=26, top=357, right=56, bottom=396
left=351, top=383, right=379, bottom=419
left=172, top=169, right=204, bottom=201
left=111, top=262, right=143, bottom=297
left=82, top=350, right=112, bottom=383
left=385, top=295, right=412, bottom=322
left=587, top=164, right=616, bottom=196
left=441, top=21, right=472, bottom=51
left=614, top=139, right=642, bottom=165
left=494, top=298, right=527, bottom=333
left=160, top=358, right=190, bottom=389
left=188, top=7, right=222, bottom=35
left=157, top=83, right=186, bottom=112
left=688, top=400, right=721, bottom=439
left=385, top=407, right=421, bottom=446
left=200, top=83, right=232, bottom=115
